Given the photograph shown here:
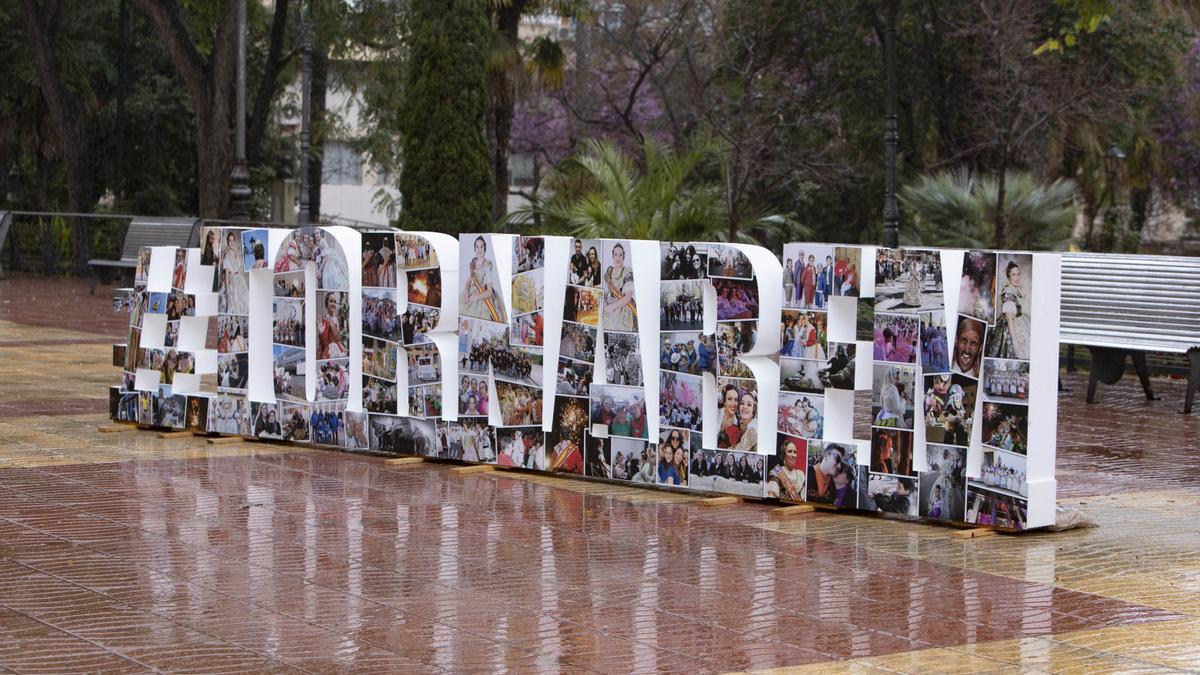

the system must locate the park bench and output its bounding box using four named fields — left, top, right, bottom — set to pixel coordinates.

left=1059, top=251, right=1200, bottom=414
left=88, top=216, right=200, bottom=293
